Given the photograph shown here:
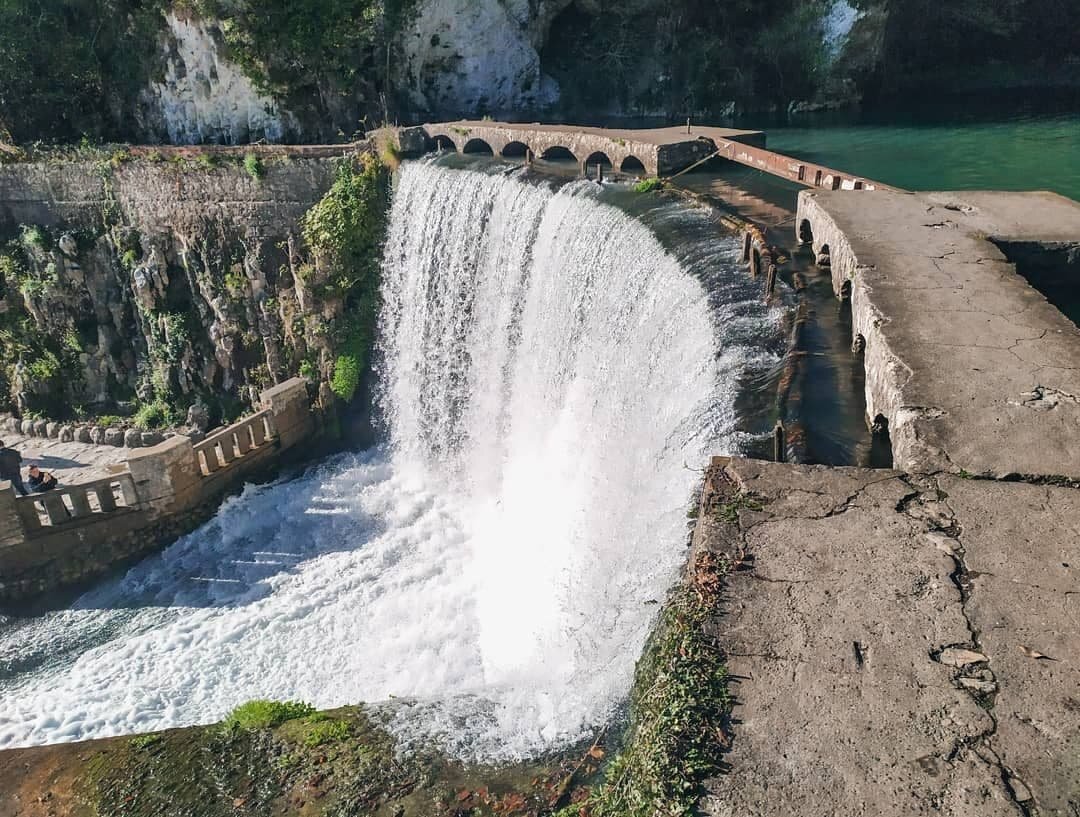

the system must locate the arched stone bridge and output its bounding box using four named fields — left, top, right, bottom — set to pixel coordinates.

left=411, top=121, right=768, bottom=178
left=387, top=121, right=895, bottom=191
